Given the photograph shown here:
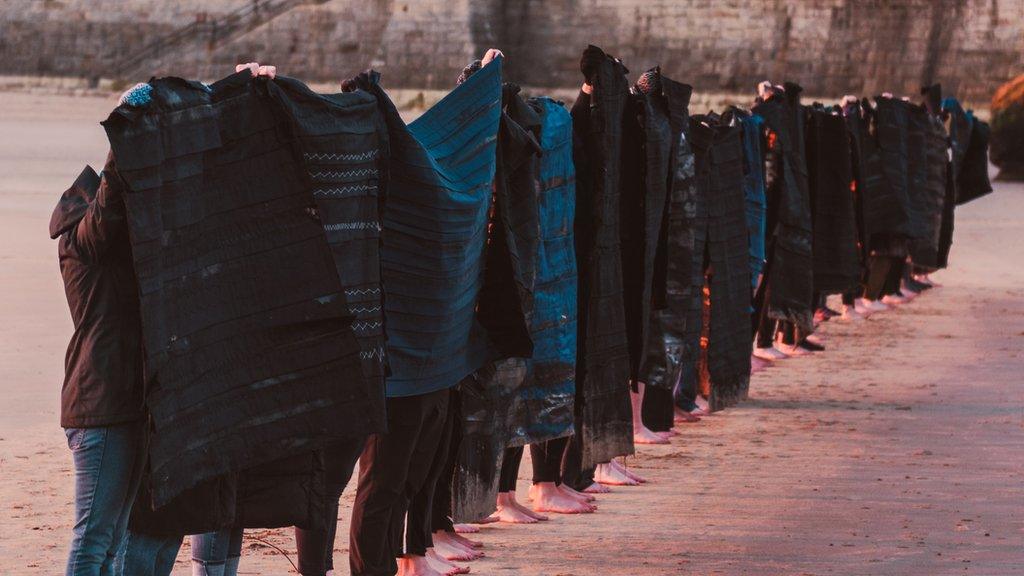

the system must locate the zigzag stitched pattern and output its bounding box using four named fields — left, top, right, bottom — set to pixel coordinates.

left=345, top=287, right=381, bottom=296
left=310, top=168, right=379, bottom=181
left=325, top=222, right=382, bottom=231
left=304, top=150, right=379, bottom=162
left=360, top=347, right=386, bottom=361
left=352, top=321, right=383, bottom=331
left=313, top=184, right=377, bottom=197
left=349, top=305, right=382, bottom=314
